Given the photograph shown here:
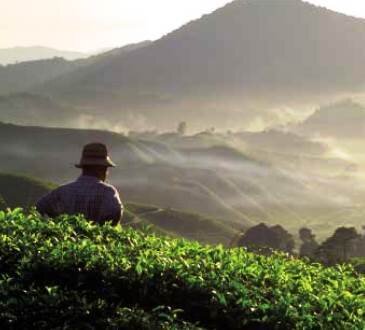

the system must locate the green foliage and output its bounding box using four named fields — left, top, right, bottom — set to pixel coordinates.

left=0, top=209, right=364, bottom=329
